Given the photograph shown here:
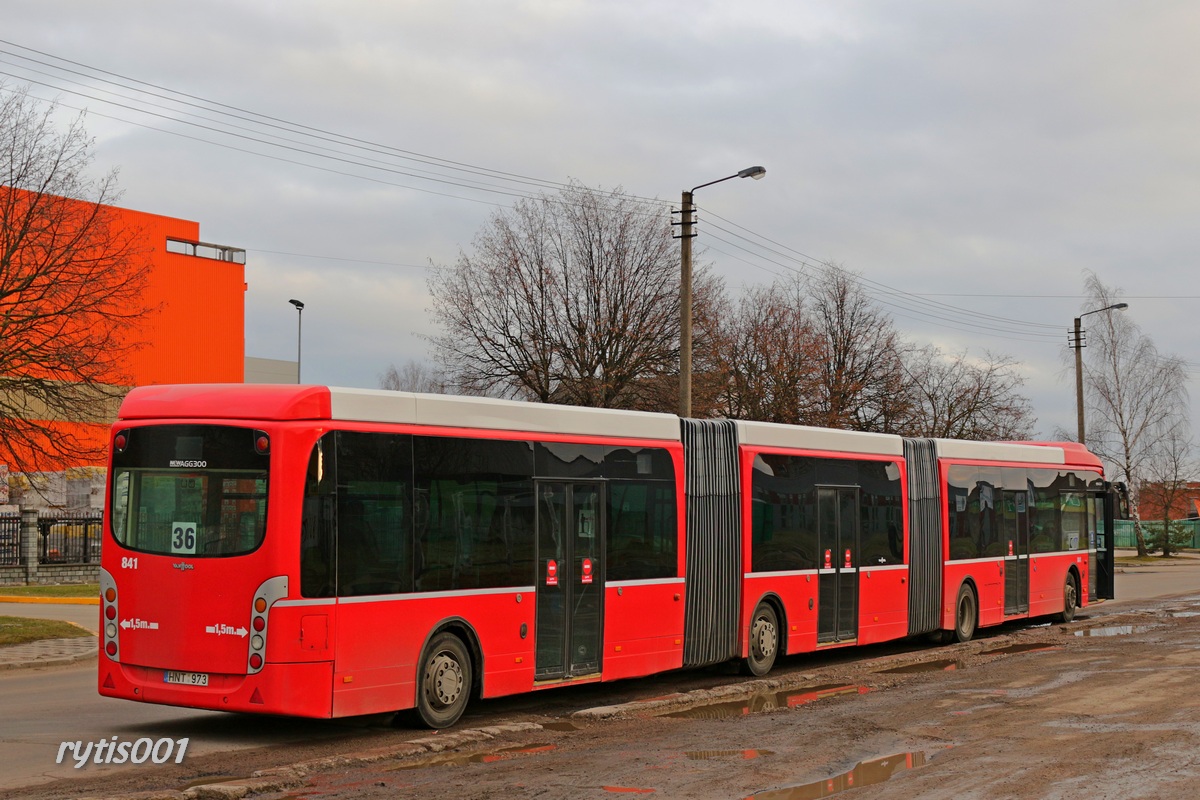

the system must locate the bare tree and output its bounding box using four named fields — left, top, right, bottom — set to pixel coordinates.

left=1081, top=272, right=1189, bottom=557
left=0, top=84, right=151, bottom=475
left=715, top=275, right=825, bottom=424
left=807, top=265, right=911, bottom=433
left=429, top=181, right=720, bottom=411
left=379, top=360, right=449, bottom=394
left=903, top=346, right=1035, bottom=440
